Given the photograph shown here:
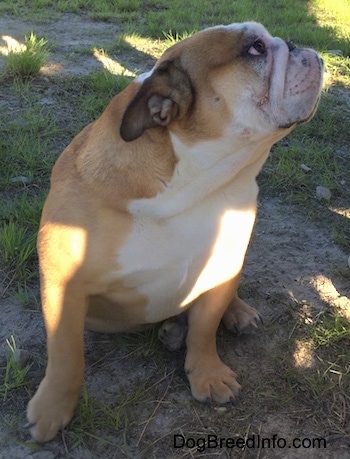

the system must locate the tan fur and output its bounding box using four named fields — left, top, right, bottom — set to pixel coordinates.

left=27, top=22, right=323, bottom=442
